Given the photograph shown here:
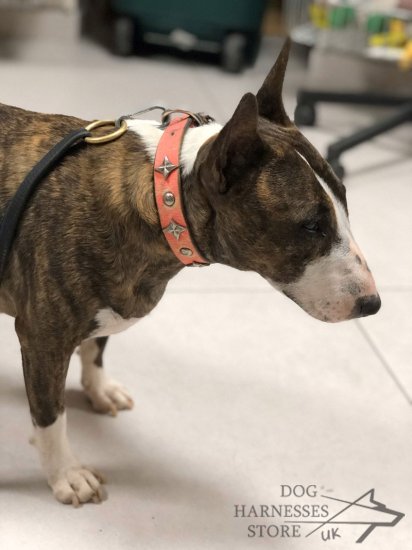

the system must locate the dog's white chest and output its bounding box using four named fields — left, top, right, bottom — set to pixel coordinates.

left=90, top=308, right=139, bottom=338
